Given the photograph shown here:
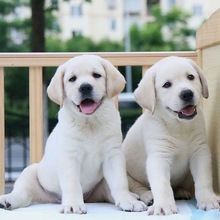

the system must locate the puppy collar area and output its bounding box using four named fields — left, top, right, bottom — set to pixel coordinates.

left=176, top=105, right=197, bottom=120
left=78, top=99, right=101, bottom=114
